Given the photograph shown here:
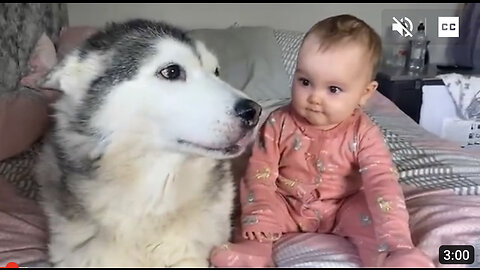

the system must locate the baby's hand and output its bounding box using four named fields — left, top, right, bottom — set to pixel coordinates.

left=243, top=231, right=282, bottom=242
